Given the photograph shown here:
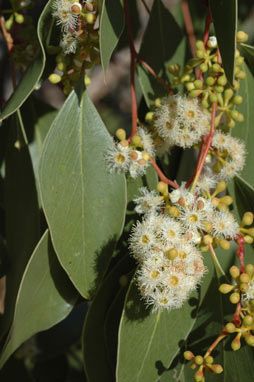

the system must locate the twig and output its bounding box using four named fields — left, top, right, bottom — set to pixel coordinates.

left=181, top=0, right=196, bottom=57
left=149, top=157, right=179, bottom=189
left=235, top=234, right=246, bottom=274
left=190, top=102, right=217, bottom=191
